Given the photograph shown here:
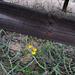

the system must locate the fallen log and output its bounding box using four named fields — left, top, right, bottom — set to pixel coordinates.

left=0, top=1, right=75, bottom=45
